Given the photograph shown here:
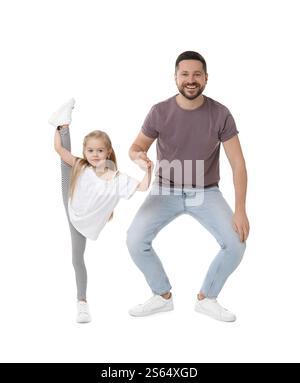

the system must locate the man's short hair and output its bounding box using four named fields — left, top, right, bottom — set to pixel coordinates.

left=175, top=51, right=207, bottom=73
